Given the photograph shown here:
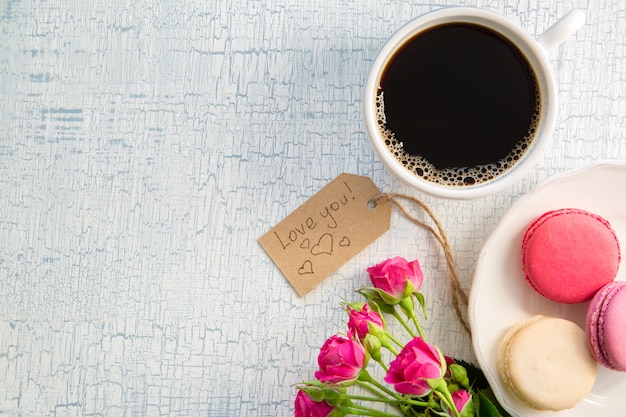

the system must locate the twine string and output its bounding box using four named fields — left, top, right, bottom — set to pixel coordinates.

left=373, top=192, right=471, bottom=335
